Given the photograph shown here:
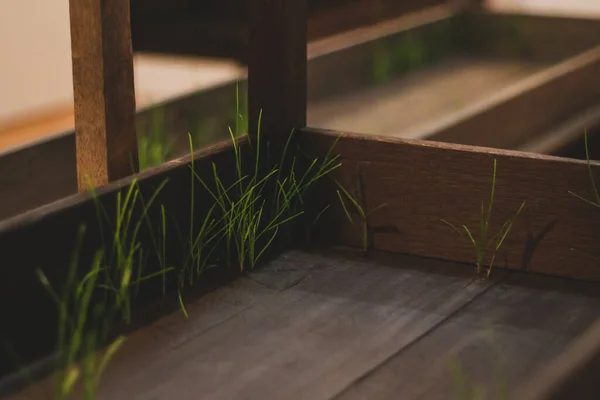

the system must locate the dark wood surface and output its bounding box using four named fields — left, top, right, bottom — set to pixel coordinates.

left=69, top=0, right=139, bottom=190
left=0, top=138, right=244, bottom=379
left=300, top=128, right=600, bottom=282
left=514, top=318, right=600, bottom=400
left=335, top=271, right=600, bottom=400
left=5, top=249, right=600, bottom=399
left=247, top=0, right=307, bottom=138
